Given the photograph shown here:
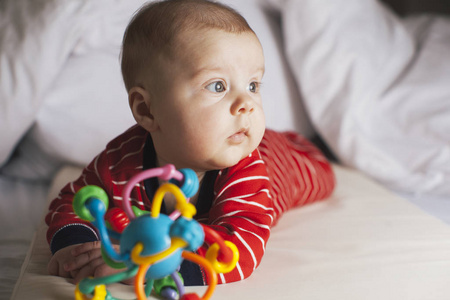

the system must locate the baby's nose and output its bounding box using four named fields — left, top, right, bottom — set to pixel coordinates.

left=231, top=94, right=254, bottom=115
